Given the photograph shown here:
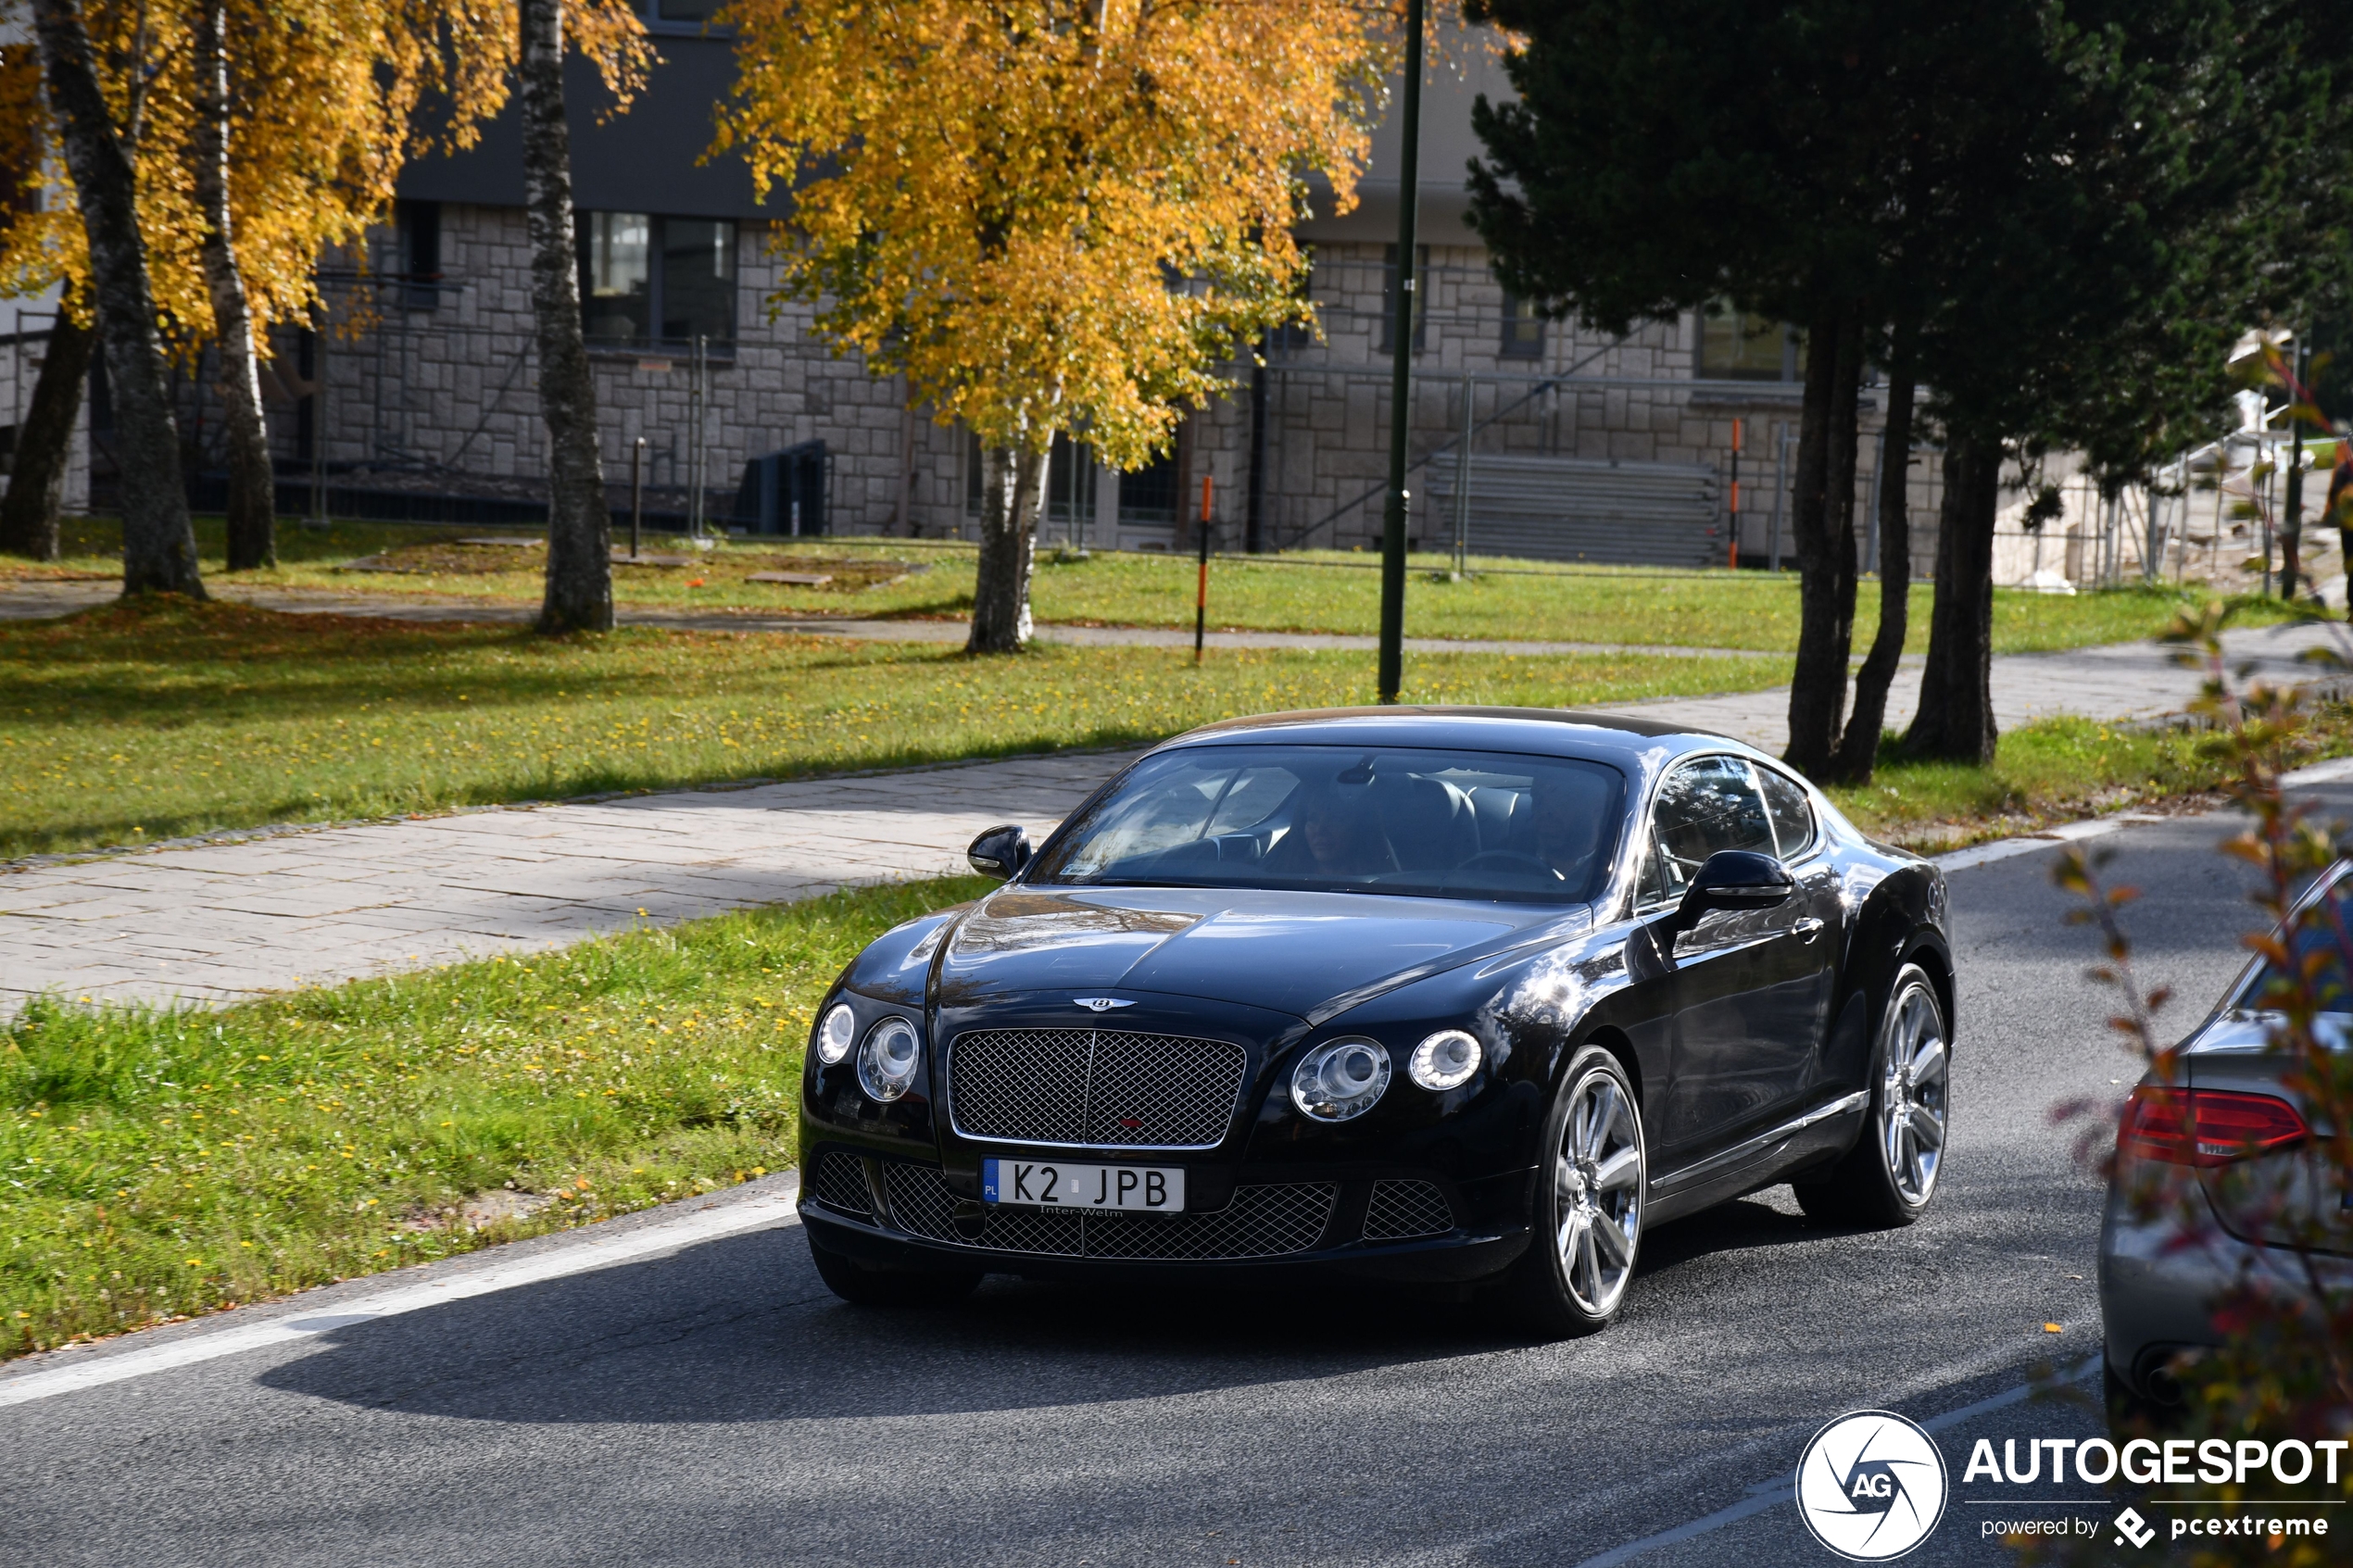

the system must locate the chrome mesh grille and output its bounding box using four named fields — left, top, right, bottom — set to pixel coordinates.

left=1363, top=1179, right=1454, bottom=1240
left=948, top=1027, right=1248, bottom=1149
left=1083, top=1184, right=1336, bottom=1260
left=979, top=1205, right=1086, bottom=1256
left=878, top=1164, right=1332, bottom=1261
left=811, top=1151, right=873, bottom=1218
left=883, top=1161, right=959, bottom=1240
